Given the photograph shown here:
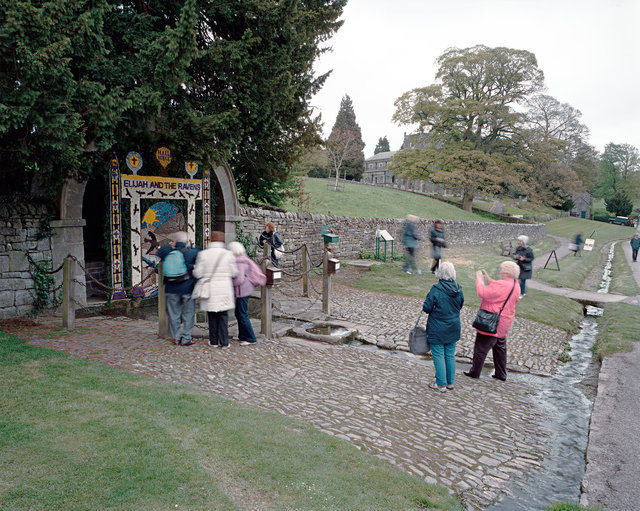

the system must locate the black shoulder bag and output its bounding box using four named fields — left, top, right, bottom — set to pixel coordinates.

left=472, top=280, right=516, bottom=334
